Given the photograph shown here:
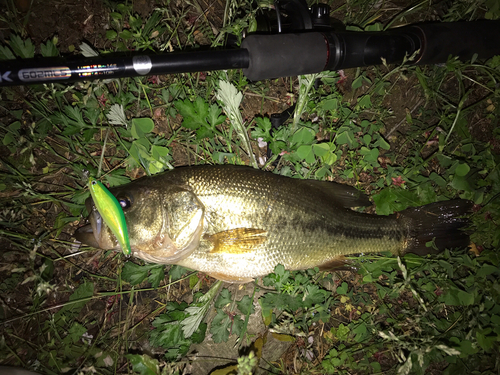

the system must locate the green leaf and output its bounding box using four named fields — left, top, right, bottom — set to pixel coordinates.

left=143, top=11, right=162, bottom=37
left=106, top=30, right=118, bottom=40
left=129, top=15, right=143, bottom=30
left=104, top=171, right=130, bottom=187
left=191, top=322, right=207, bottom=344
left=40, top=39, right=59, bottom=57
left=131, top=118, right=154, bottom=139
left=476, top=264, right=499, bottom=277
left=440, top=286, right=475, bottom=306
left=3, top=133, right=15, bottom=146
left=122, top=262, right=150, bottom=285
left=359, top=147, right=379, bottom=163
left=9, top=35, right=35, bottom=58
left=110, top=12, right=122, bottom=20
left=41, top=258, right=54, bottom=281
left=215, top=289, right=232, bottom=309
left=455, top=163, right=470, bottom=177
left=458, top=339, right=479, bottom=356
left=292, top=127, right=315, bottom=145
left=151, top=145, right=169, bottom=159
left=323, top=151, right=338, bottom=165
left=148, top=265, right=165, bottom=288
left=321, top=98, right=338, bottom=111
left=211, top=310, right=231, bottom=343
left=477, top=329, right=497, bottom=351
left=175, top=97, right=210, bottom=131
left=0, top=45, right=15, bottom=60
left=54, top=281, right=94, bottom=322
left=372, top=187, right=430, bottom=215
left=451, top=174, right=473, bottom=192
left=237, top=295, right=254, bottom=316
left=303, top=285, right=328, bottom=308
left=119, top=29, right=133, bottom=40
left=429, top=172, right=447, bottom=187
left=374, top=136, right=390, bottom=150
left=196, top=126, right=214, bottom=139
left=337, top=282, right=348, bottom=295
left=312, top=143, right=330, bottom=157
left=259, top=298, right=273, bottom=326
left=150, top=302, right=201, bottom=360
left=296, top=145, right=316, bottom=164
left=352, top=322, right=368, bottom=342
left=335, top=323, right=350, bottom=342
left=126, top=354, right=159, bottom=375
left=64, top=105, right=87, bottom=127
left=260, top=291, right=301, bottom=313
left=263, top=264, right=290, bottom=290
left=352, top=75, right=364, bottom=89
left=207, top=104, right=226, bottom=127
left=372, top=189, right=400, bottom=215
left=251, top=117, right=272, bottom=141
left=357, top=94, right=372, bottom=109
left=336, top=130, right=358, bottom=148
left=231, top=316, right=244, bottom=337
left=169, top=265, right=189, bottom=281
left=64, top=322, right=87, bottom=344
left=189, top=274, right=199, bottom=289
